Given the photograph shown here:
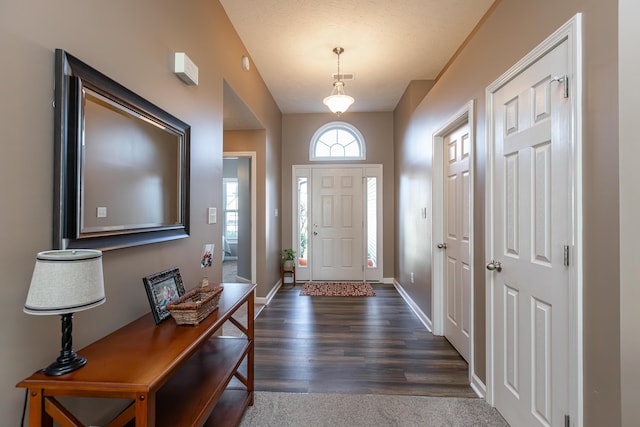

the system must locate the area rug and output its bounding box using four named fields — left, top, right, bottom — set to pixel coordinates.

left=299, top=281, right=376, bottom=297
left=240, top=392, right=508, bottom=427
